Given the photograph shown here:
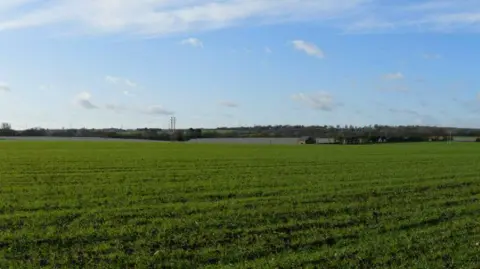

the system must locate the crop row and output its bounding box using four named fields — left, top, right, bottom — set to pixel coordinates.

left=1, top=142, right=480, bottom=268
